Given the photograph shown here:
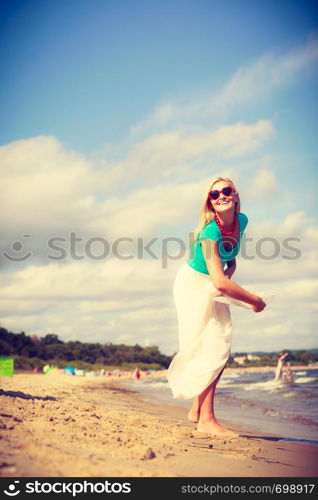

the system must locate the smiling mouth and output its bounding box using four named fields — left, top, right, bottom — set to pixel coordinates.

left=218, top=200, right=231, bottom=205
